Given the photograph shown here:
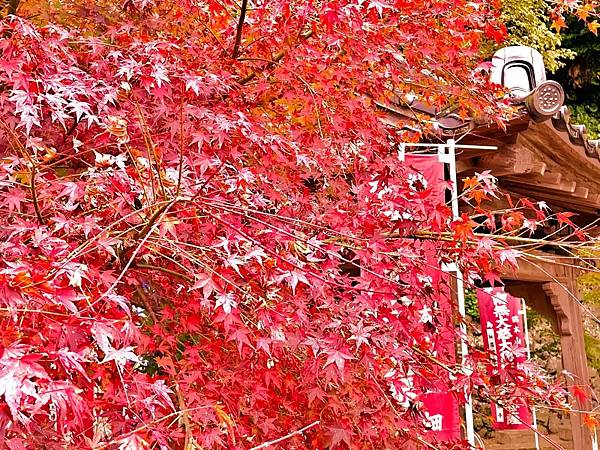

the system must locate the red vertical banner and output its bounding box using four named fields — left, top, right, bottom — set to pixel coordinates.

left=419, top=257, right=460, bottom=441
left=403, top=153, right=460, bottom=441
left=477, top=287, right=531, bottom=430
left=403, top=154, right=447, bottom=204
